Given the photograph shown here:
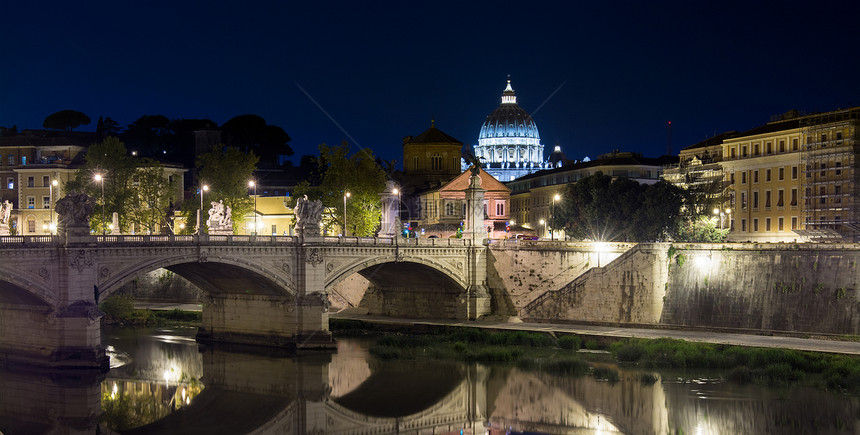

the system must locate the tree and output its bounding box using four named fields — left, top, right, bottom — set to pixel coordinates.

left=554, top=172, right=685, bottom=242
left=182, top=146, right=258, bottom=233
left=121, top=115, right=172, bottom=157
left=65, top=137, right=137, bottom=233
left=96, top=116, right=121, bottom=140
left=293, top=142, right=386, bottom=236
left=221, top=114, right=292, bottom=164
left=126, top=159, right=178, bottom=234
left=43, top=110, right=91, bottom=132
